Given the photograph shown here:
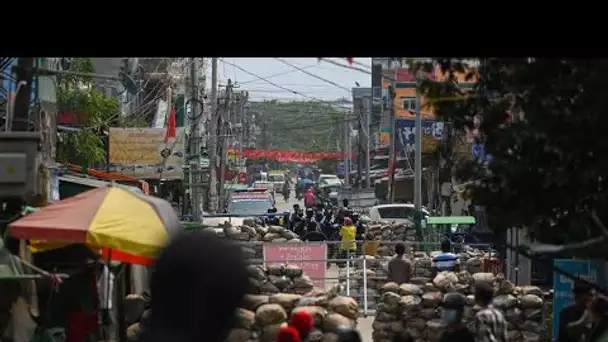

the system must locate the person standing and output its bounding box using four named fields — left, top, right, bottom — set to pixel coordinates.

left=304, top=187, right=316, bottom=209
left=474, top=281, right=508, bottom=342
left=439, top=292, right=475, bottom=342
left=558, top=281, right=593, bottom=342
left=431, top=239, right=460, bottom=276
left=338, top=217, right=357, bottom=266
left=387, top=243, right=412, bottom=285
